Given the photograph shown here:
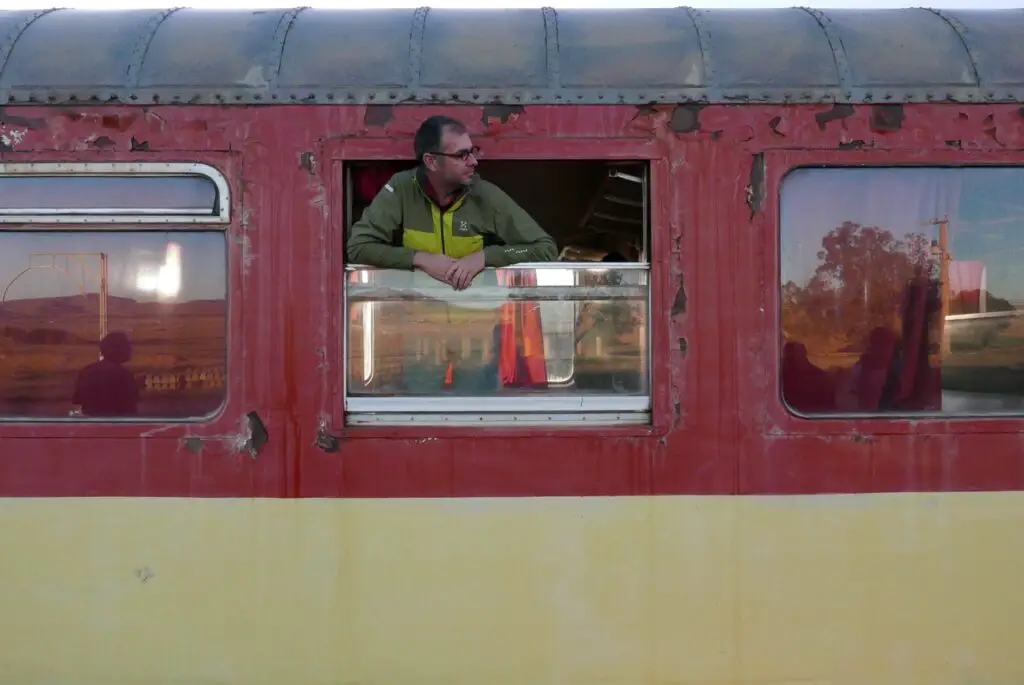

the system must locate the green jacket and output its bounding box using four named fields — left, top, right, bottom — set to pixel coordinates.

left=347, top=167, right=558, bottom=269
